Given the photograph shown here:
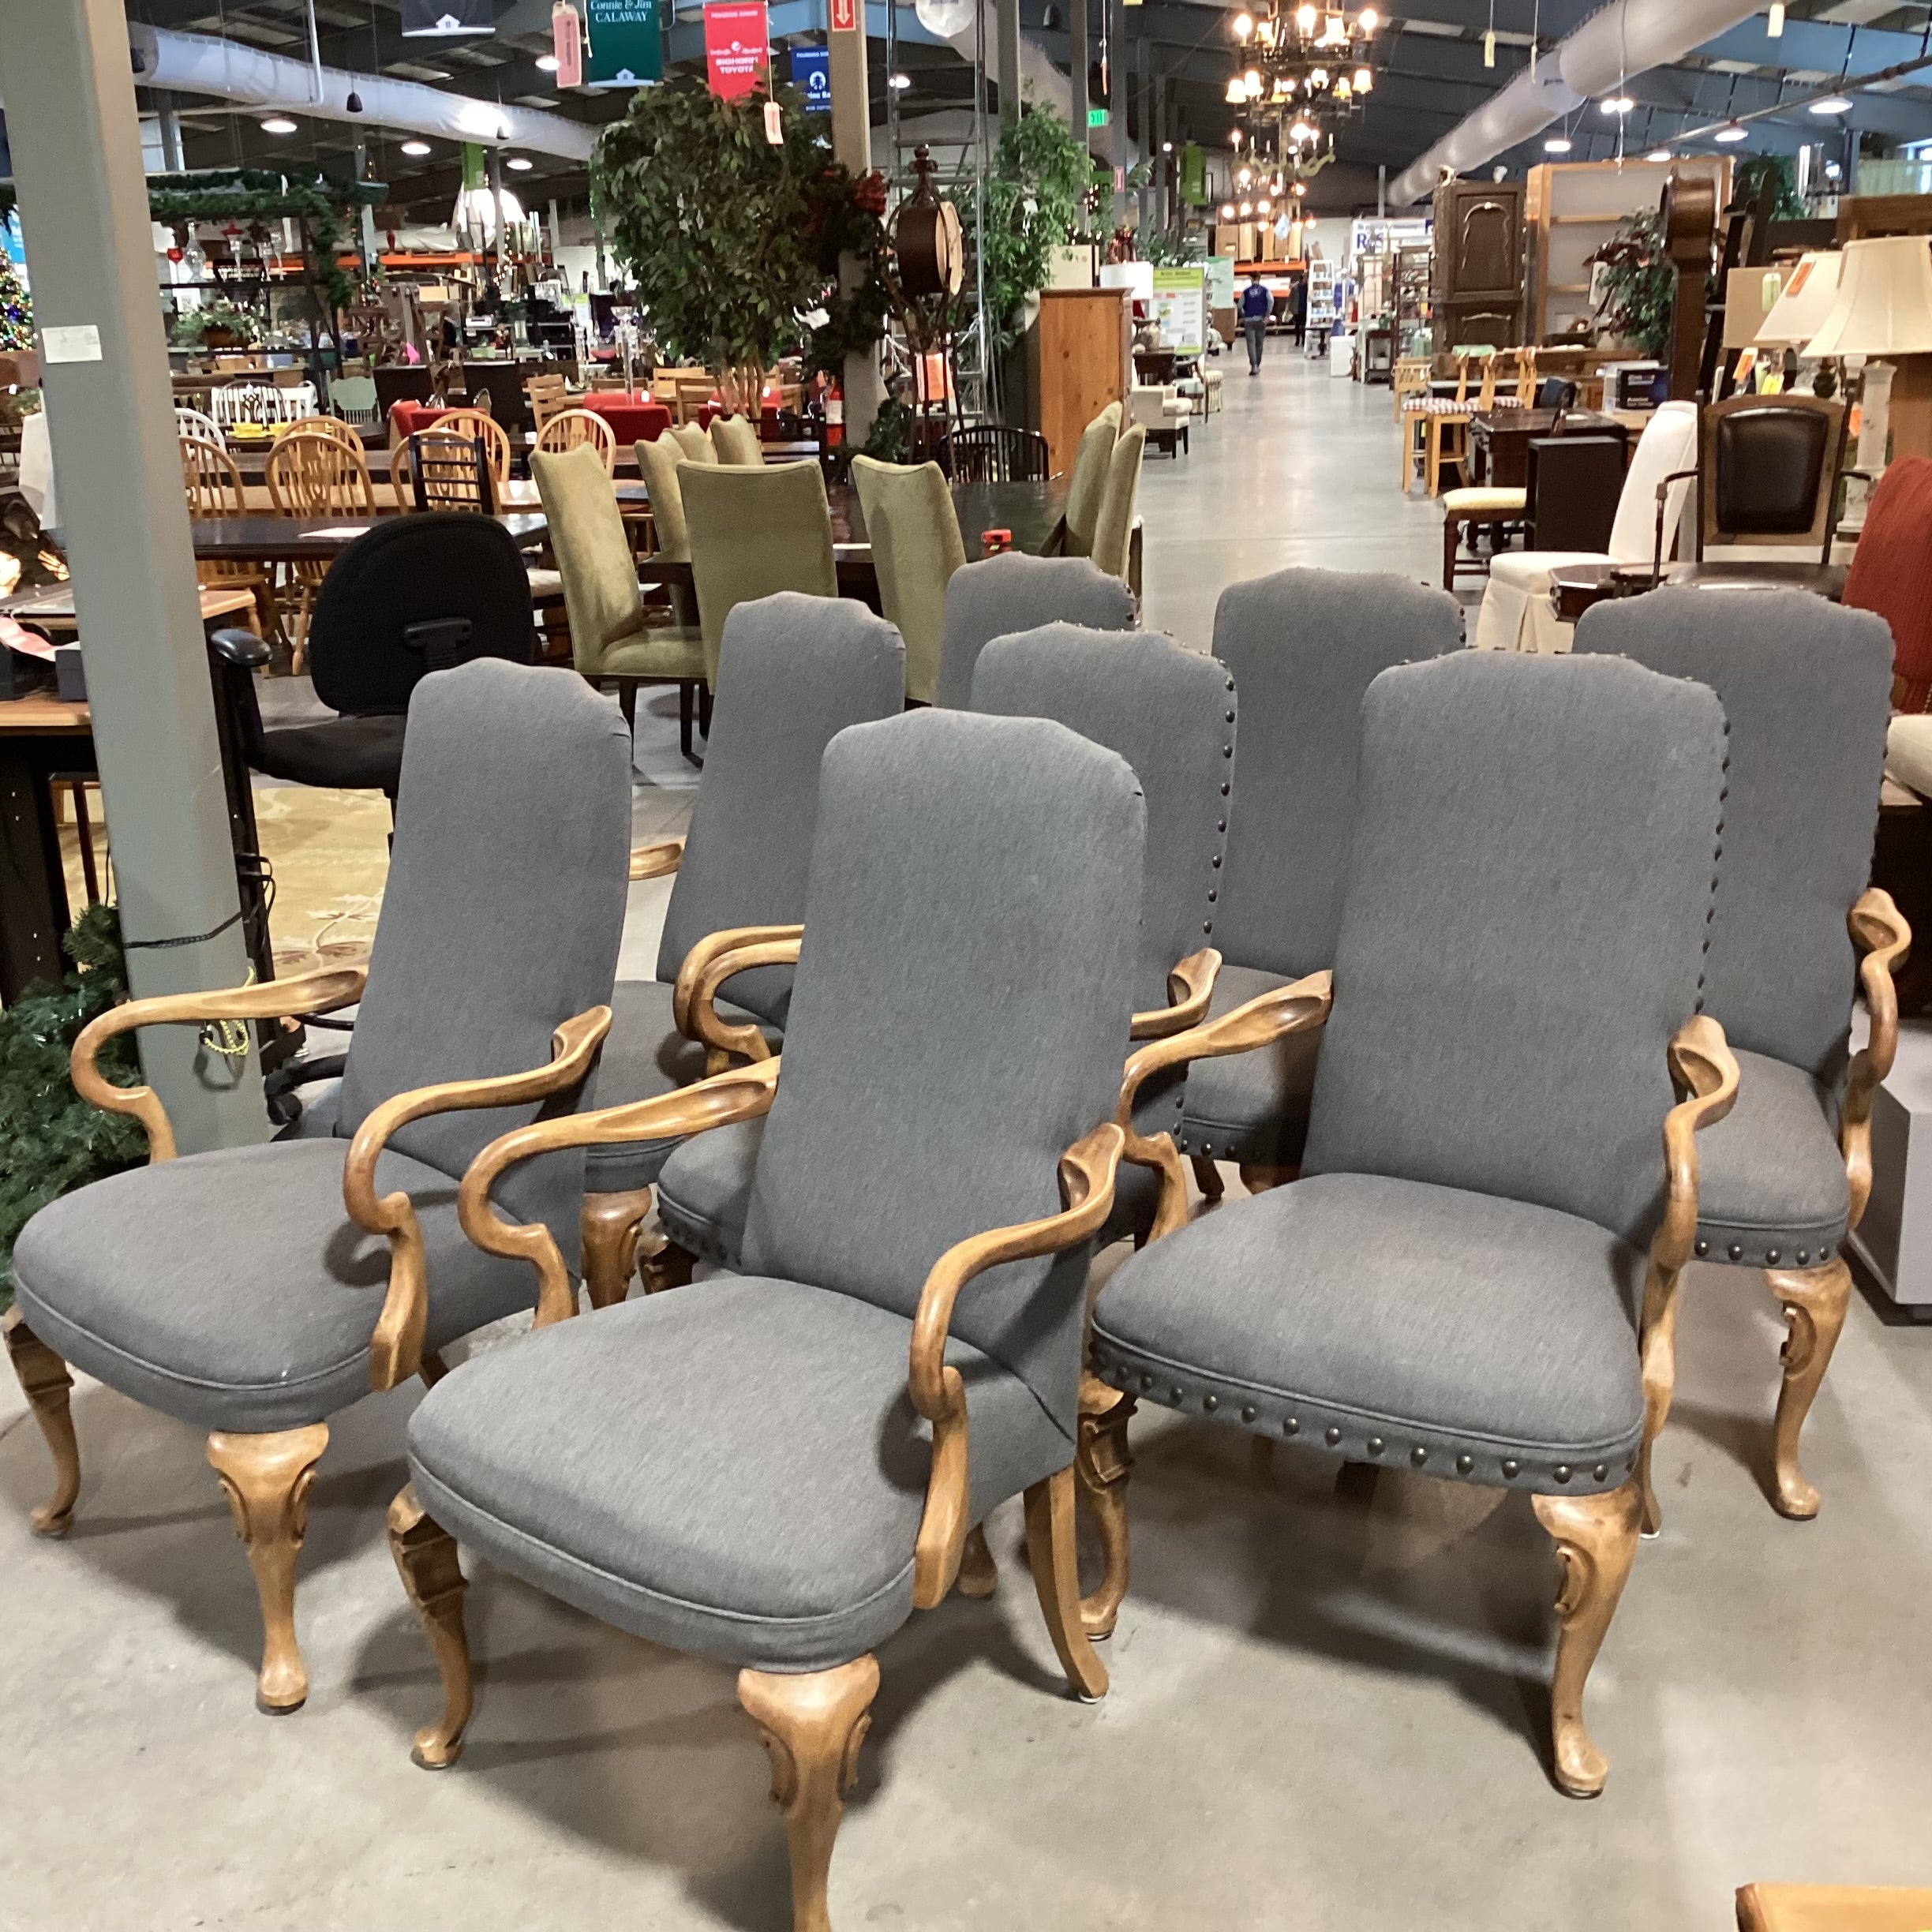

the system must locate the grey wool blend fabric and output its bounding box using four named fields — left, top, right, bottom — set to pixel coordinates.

left=932, top=551, right=1137, bottom=710
left=1575, top=589, right=1890, bottom=1268
left=13, top=660, right=633, bottom=1432
left=1095, top=650, right=1728, bottom=1494
left=410, top=708, right=1145, bottom=1672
